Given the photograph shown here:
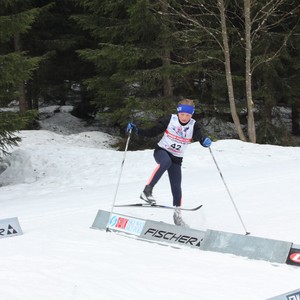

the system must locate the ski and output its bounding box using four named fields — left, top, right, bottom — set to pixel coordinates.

left=114, top=203, right=202, bottom=211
